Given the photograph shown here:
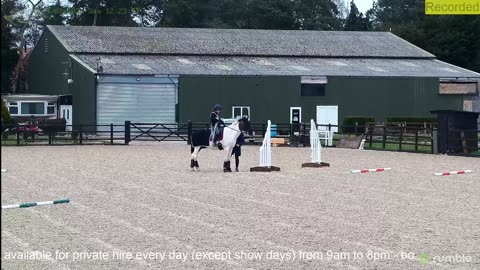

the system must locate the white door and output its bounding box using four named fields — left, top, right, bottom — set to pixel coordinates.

left=316, top=106, right=338, bottom=132
left=60, top=105, right=72, bottom=131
